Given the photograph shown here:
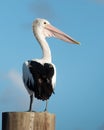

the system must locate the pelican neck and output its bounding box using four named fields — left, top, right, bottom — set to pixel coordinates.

left=36, top=36, right=52, bottom=63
